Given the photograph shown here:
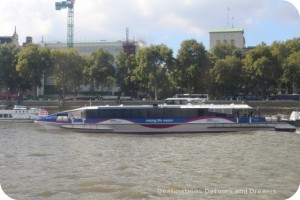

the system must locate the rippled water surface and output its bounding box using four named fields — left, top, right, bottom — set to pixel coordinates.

left=0, top=122, right=300, bottom=200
